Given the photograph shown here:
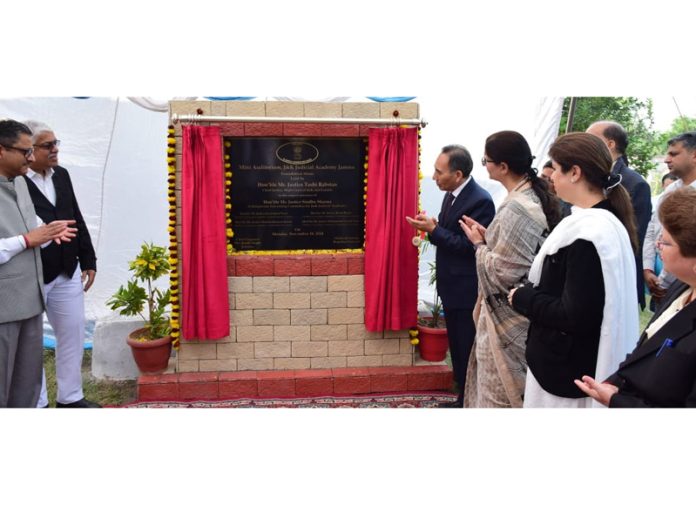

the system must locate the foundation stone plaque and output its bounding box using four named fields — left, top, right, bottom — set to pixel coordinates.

left=227, top=137, right=366, bottom=251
